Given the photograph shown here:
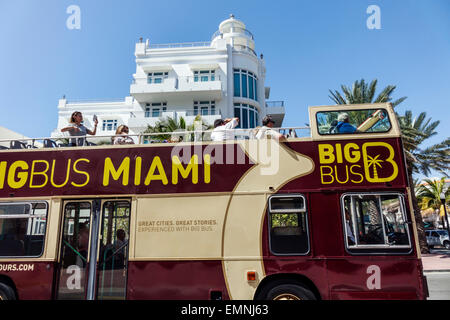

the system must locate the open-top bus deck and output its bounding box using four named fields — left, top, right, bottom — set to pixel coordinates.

left=0, top=103, right=428, bottom=300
